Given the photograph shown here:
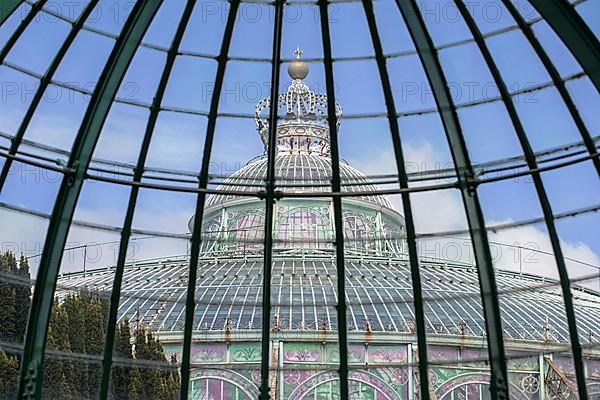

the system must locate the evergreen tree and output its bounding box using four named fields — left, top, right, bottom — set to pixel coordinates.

left=14, top=255, right=31, bottom=342
left=85, top=293, right=108, bottom=398
left=0, top=252, right=17, bottom=342
left=129, top=326, right=179, bottom=399
left=0, top=251, right=32, bottom=399
left=0, top=349, right=19, bottom=400
left=112, top=319, right=133, bottom=399
left=128, top=366, right=143, bottom=400
left=133, top=326, right=150, bottom=361
left=166, top=354, right=181, bottom=400
left=0, top=254, right=180, bottom=400
left=0, top=252, right=20, bottom=400
left=111, top=320, right=179, bottom=399
left=43, top=299, right=75, bottom=400
left=62, top=293, right=91, bottom=397
left=49, top=289, right=108, bottom=399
